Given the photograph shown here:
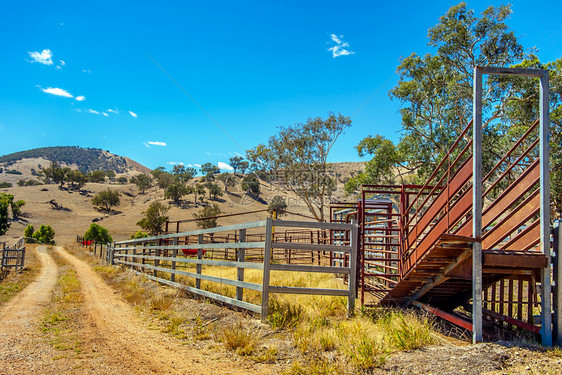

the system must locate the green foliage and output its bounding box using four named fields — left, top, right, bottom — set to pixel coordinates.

left=10, top=199, right=25, bottom=219
left=165, top=181, right=190, bottom=203
left=88, top=170, right=106, bottom=183
left=194, top=183, right=206, bottom=203
left=193, top=204, right=221, bottom=229
left=247, top=113, right=349, bottom=221
left=5, top=169, right=22, bottom=175
left=0, top=182, right=12, bottom=188
left=17, top=179, right=43, bottom=187
left=171, top=165, right=196, bottom=184
left=137, top=201, right=169, bottom=235
left=151, top=168, right=174, bottom=198
left=65, top=169, right=86, bottom=189
left=205, top=182, right=223, bottom=200
left=268, top=299, right=303, bottom=329
left=83, top=223, right=113, bottom=244
left=129, top=230, right=149, bottom=240
left=32, top=224, right=56, bottom=245
left=0, top=146, right=130, bottom=173
left=216, top=173, right=235, bottom=192
left=240, top=174, right=261, bottom=199
left=200, top=162, right=220, bottom=177
left=24, top=224, right=34, bottom=239
left=0, top=193, right=12, bottom=235
left=228, top=156, right=244, bottom=174
left=238, top=161, right=249, bottom=175
left=267, top=195, right=287, bottom=217
left=117, top=176, right=128, bottom=184
left=349, top=3, right=562, bottom=216
left=131, top=173, right=153, bottom=194
left=92, top=188, right=120, bottom=213
left=345, top=135, right=403, bottom=194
